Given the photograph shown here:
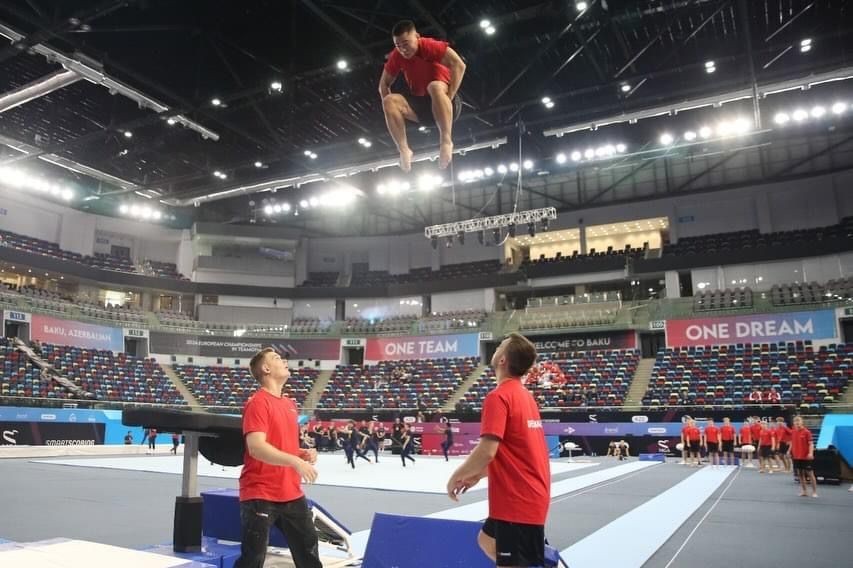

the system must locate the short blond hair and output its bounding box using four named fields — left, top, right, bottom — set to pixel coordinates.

left=249, top=347, right=275, bottom=381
